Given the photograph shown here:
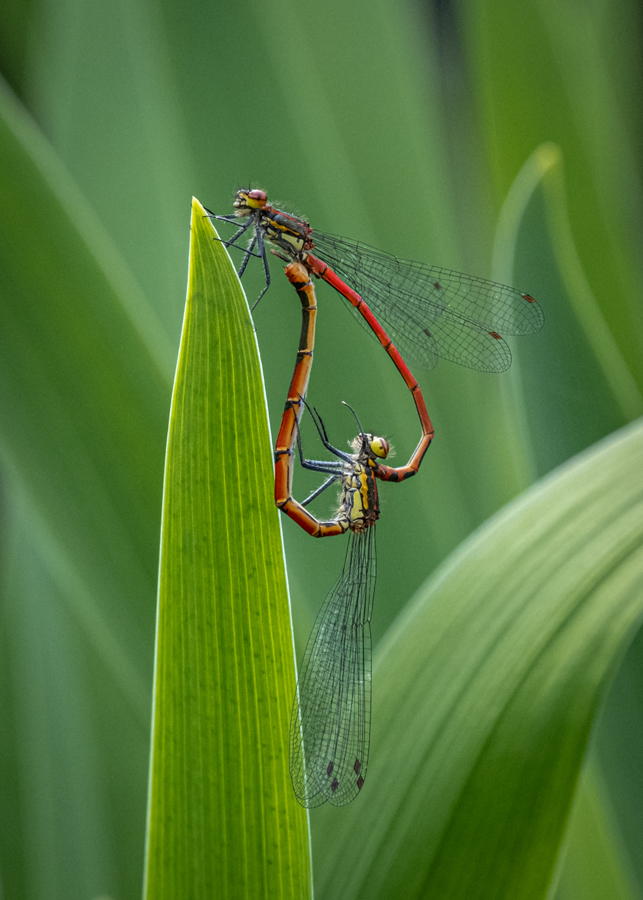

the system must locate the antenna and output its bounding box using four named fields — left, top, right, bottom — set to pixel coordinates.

left=341, top=400, right=368, bottom=454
